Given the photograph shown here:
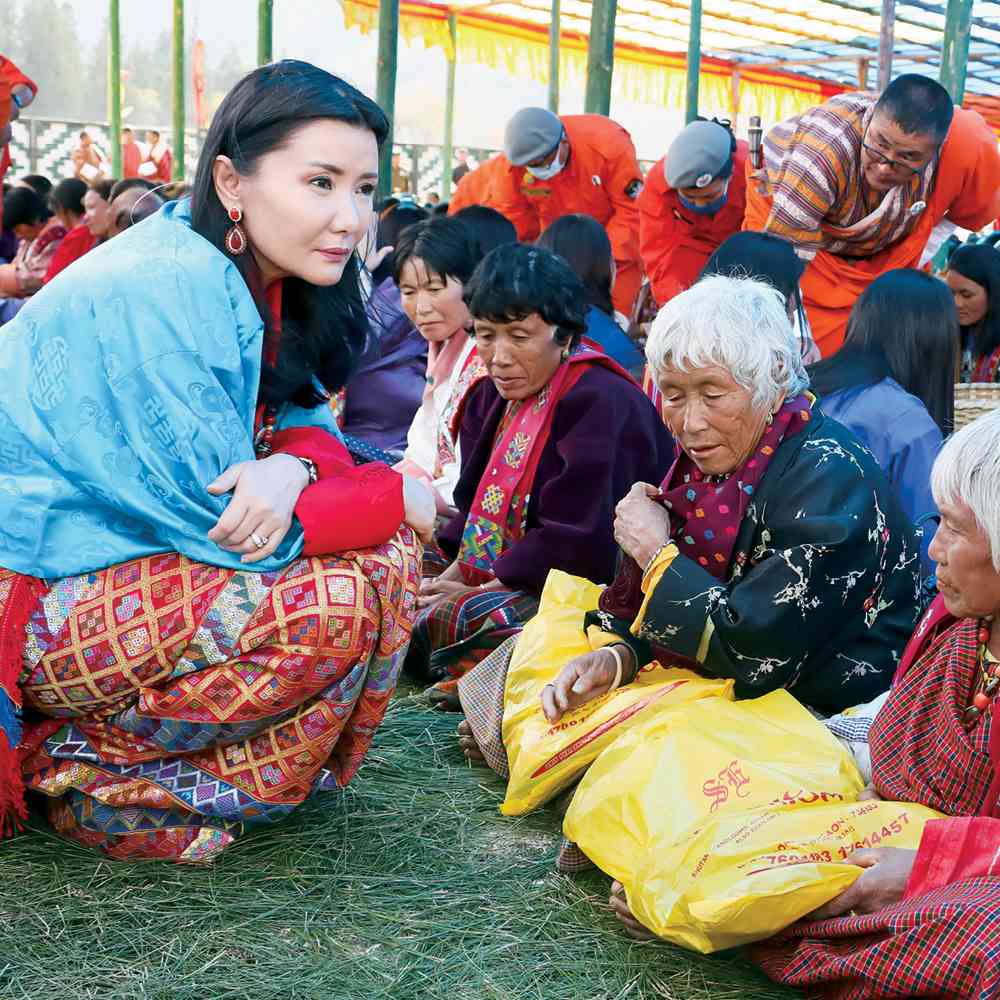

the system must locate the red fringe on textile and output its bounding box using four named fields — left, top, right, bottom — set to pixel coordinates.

left=0, top=572, right=46, bottom=838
